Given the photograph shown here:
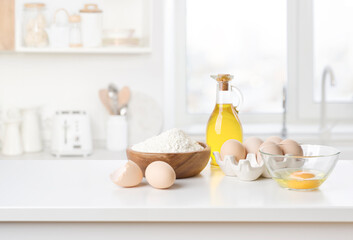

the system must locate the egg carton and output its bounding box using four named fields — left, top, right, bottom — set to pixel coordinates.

left=214, top=152, right=305, bottom=181
left=214, top=152, right=264, bottom=181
